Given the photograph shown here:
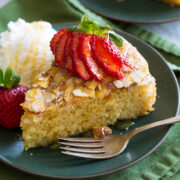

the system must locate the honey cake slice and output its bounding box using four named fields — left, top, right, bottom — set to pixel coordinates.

left=20, top=15, right=156, bottom=150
